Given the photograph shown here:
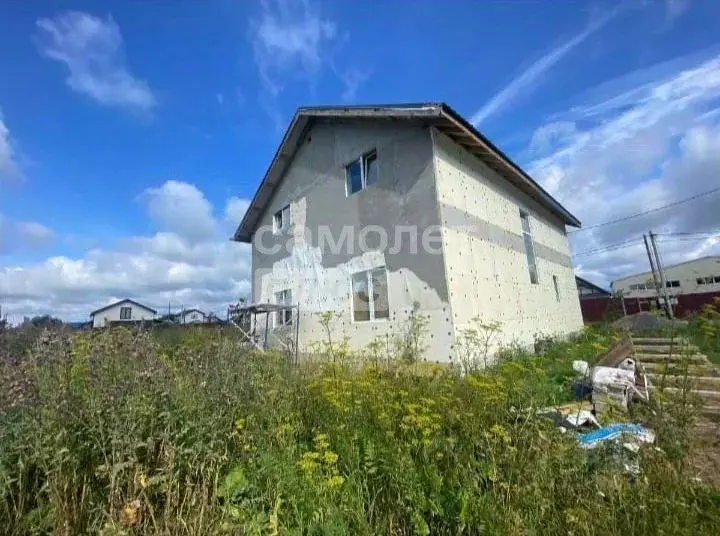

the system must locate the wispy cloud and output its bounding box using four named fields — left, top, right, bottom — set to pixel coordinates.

left=0, top=118, right=18, bottom=181
left=525, top=53, right=720, bottom=285
left=249, top=0, right=368, bottom=122
left=471, top=6, right=625, bottom=126
left=0, top=215, right=54, bottom=254
left=250, top=0, right=337, bottom=97
left=665, top=0, right=691, bottom=22
left=36, top=12, right=156, bottom=112
left=0, top=115, right=22, bottom=185
left=340, top=67, right=370, bottom=102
